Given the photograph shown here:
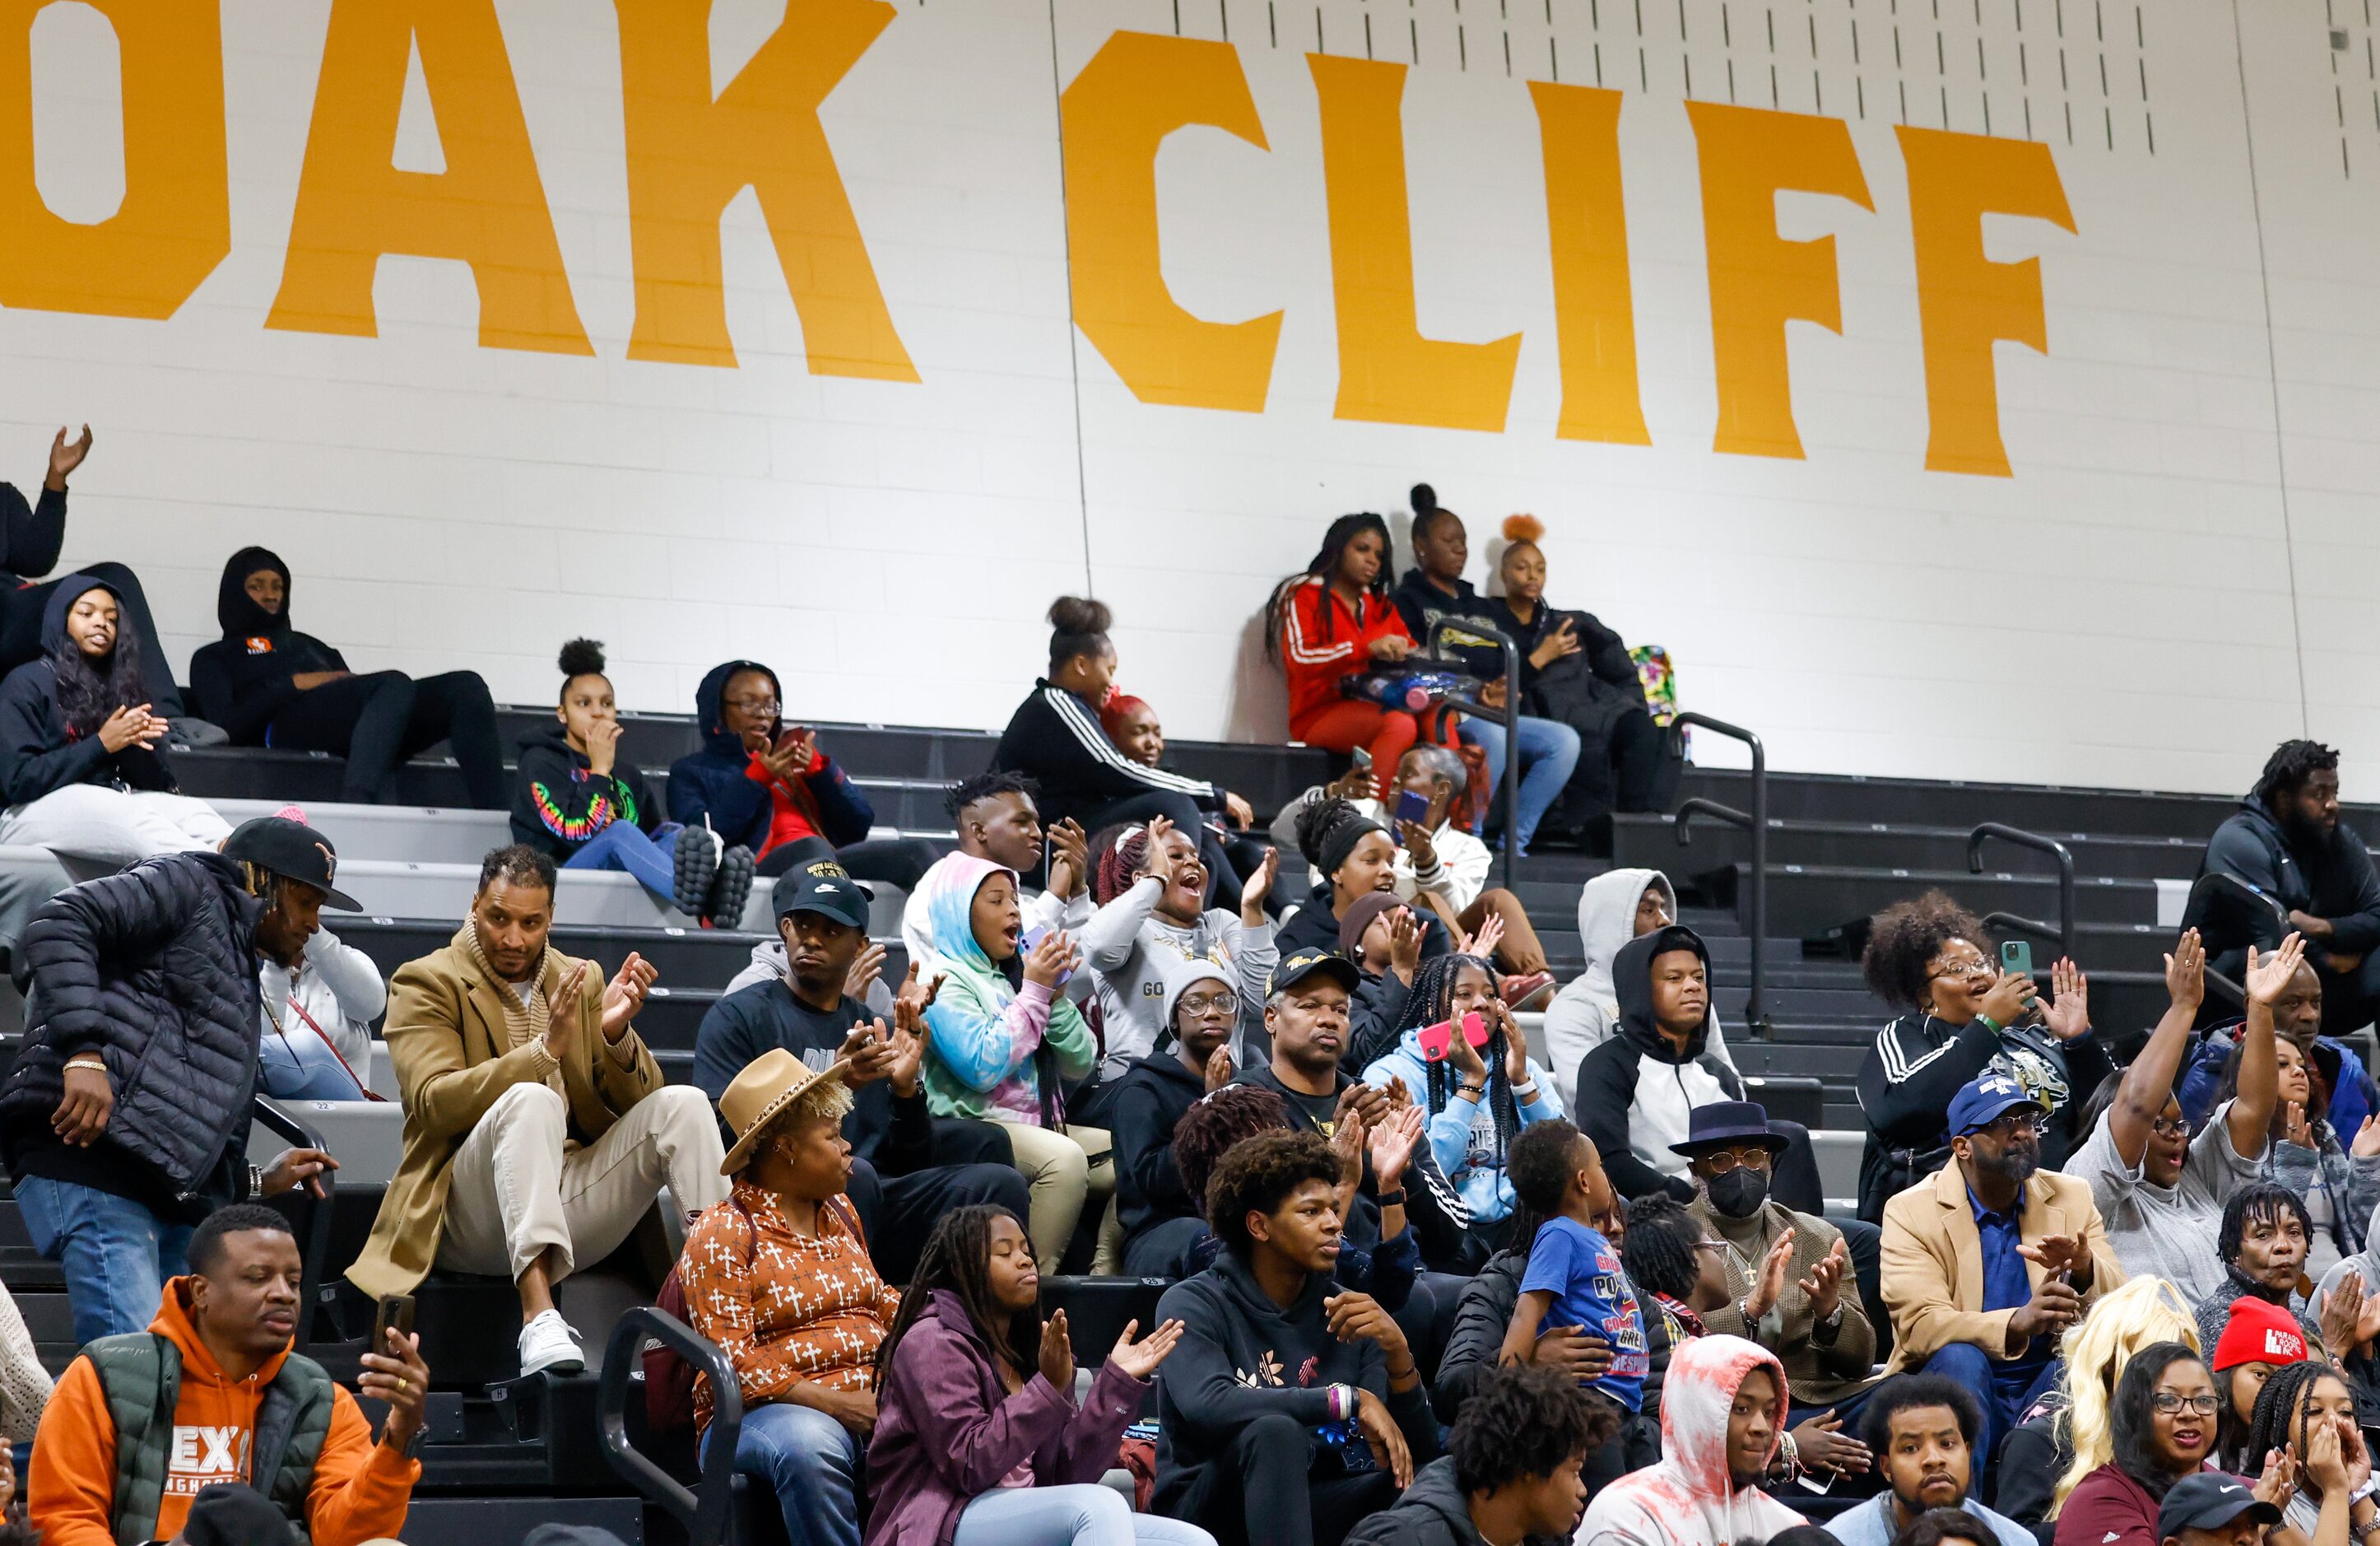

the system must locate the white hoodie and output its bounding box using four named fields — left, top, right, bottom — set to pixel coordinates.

left=1543, top=869, right=1733, bottom=1094
left=1573, top=1335, right=1806, bottom=1546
